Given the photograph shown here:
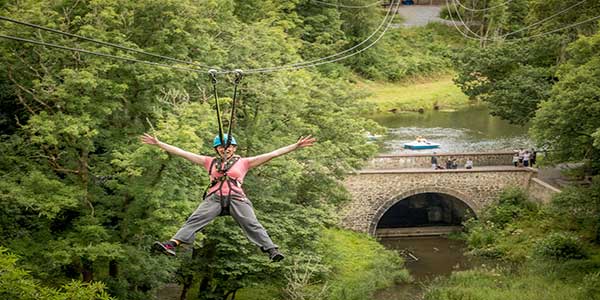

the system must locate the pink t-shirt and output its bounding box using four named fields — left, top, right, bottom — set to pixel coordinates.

left=203, top=157, right=250, bottom=197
